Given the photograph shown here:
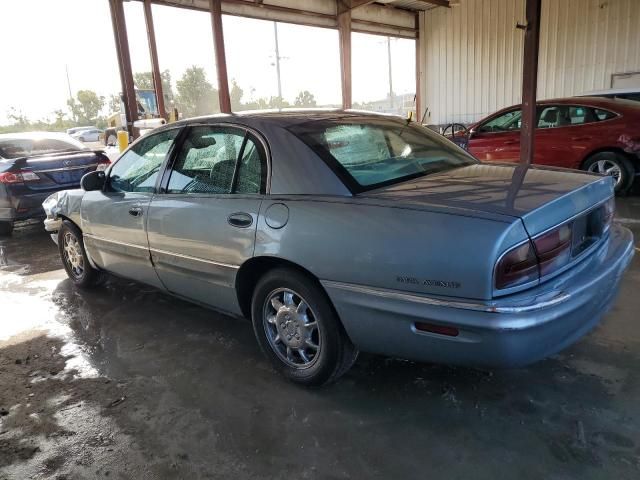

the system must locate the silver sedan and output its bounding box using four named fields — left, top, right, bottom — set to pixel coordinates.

left=43, top=111, right=634, bottom=385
